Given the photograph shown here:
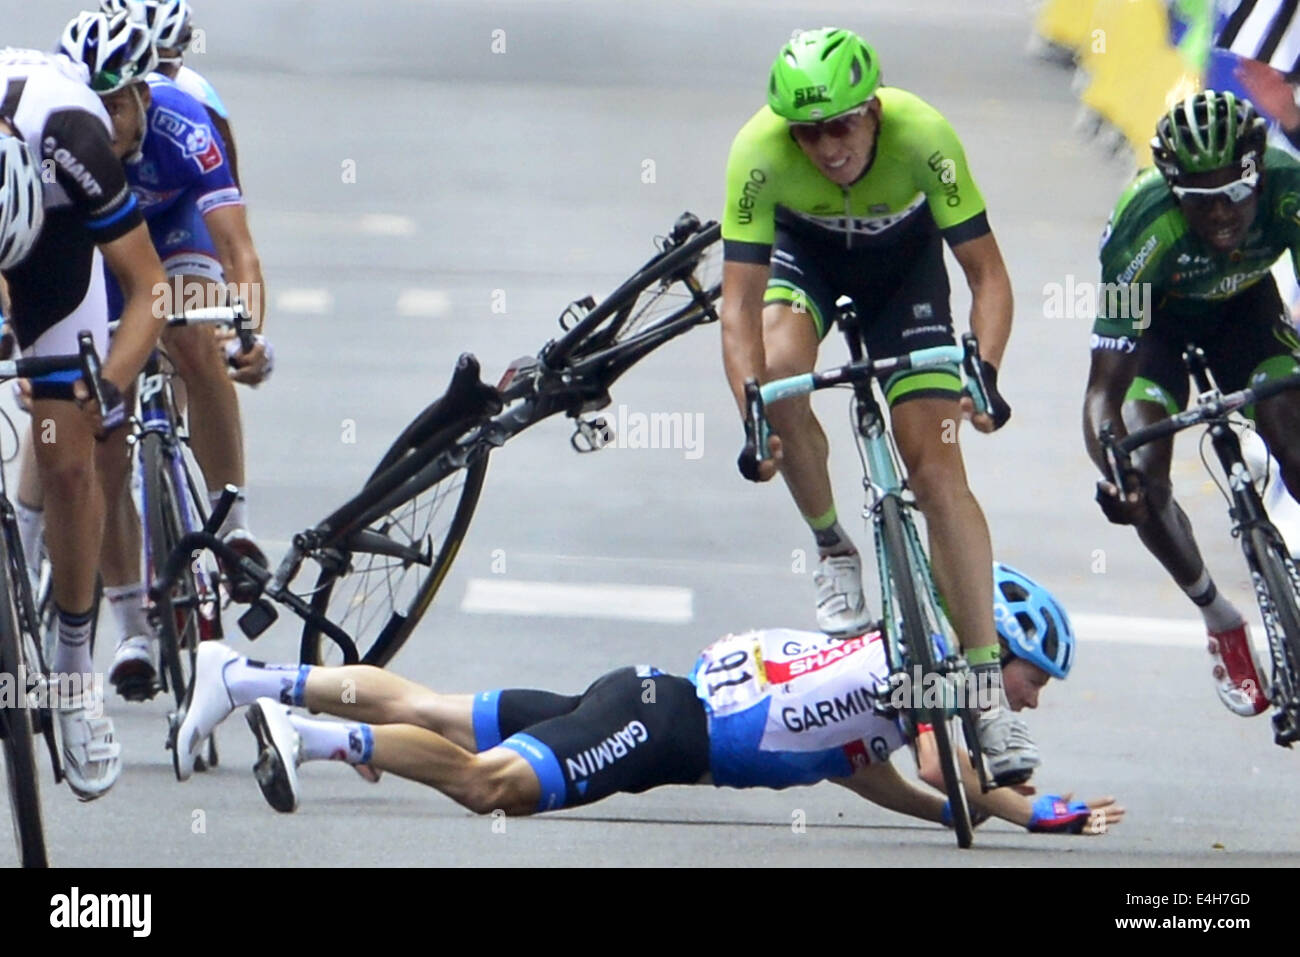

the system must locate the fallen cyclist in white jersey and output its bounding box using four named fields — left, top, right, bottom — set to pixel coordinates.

left=172, top=564, right=1122, bottom=837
